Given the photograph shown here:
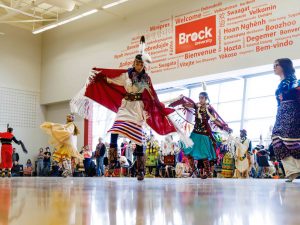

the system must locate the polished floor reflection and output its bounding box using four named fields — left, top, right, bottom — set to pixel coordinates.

left=0, top=178, right=300, bottom=225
